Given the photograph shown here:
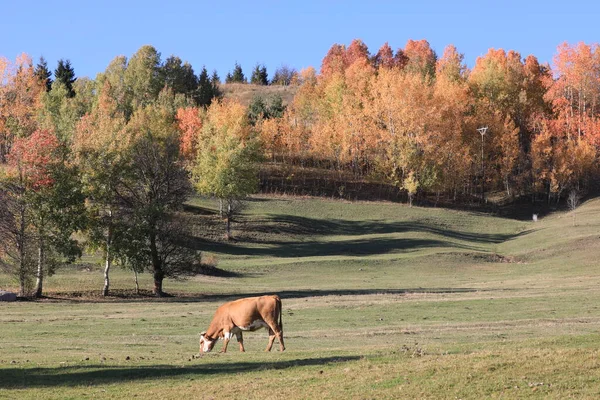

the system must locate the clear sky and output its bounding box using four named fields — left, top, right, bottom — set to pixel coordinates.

left=2, top=0, right=600, bottom=80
